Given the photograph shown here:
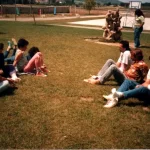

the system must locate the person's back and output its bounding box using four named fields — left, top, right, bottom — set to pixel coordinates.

left=13, top=39, right=29, bottom=72
left=15, top=49, right=28, bottom=72
left=125, top=49, right=148, bottom=83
